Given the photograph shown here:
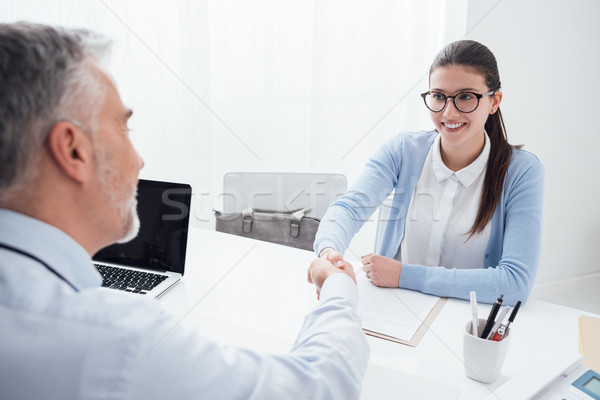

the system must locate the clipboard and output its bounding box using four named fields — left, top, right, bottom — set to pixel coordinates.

left=363, top=297, right=447, bottom=347
left=356, top=271, right=447, bottom=347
